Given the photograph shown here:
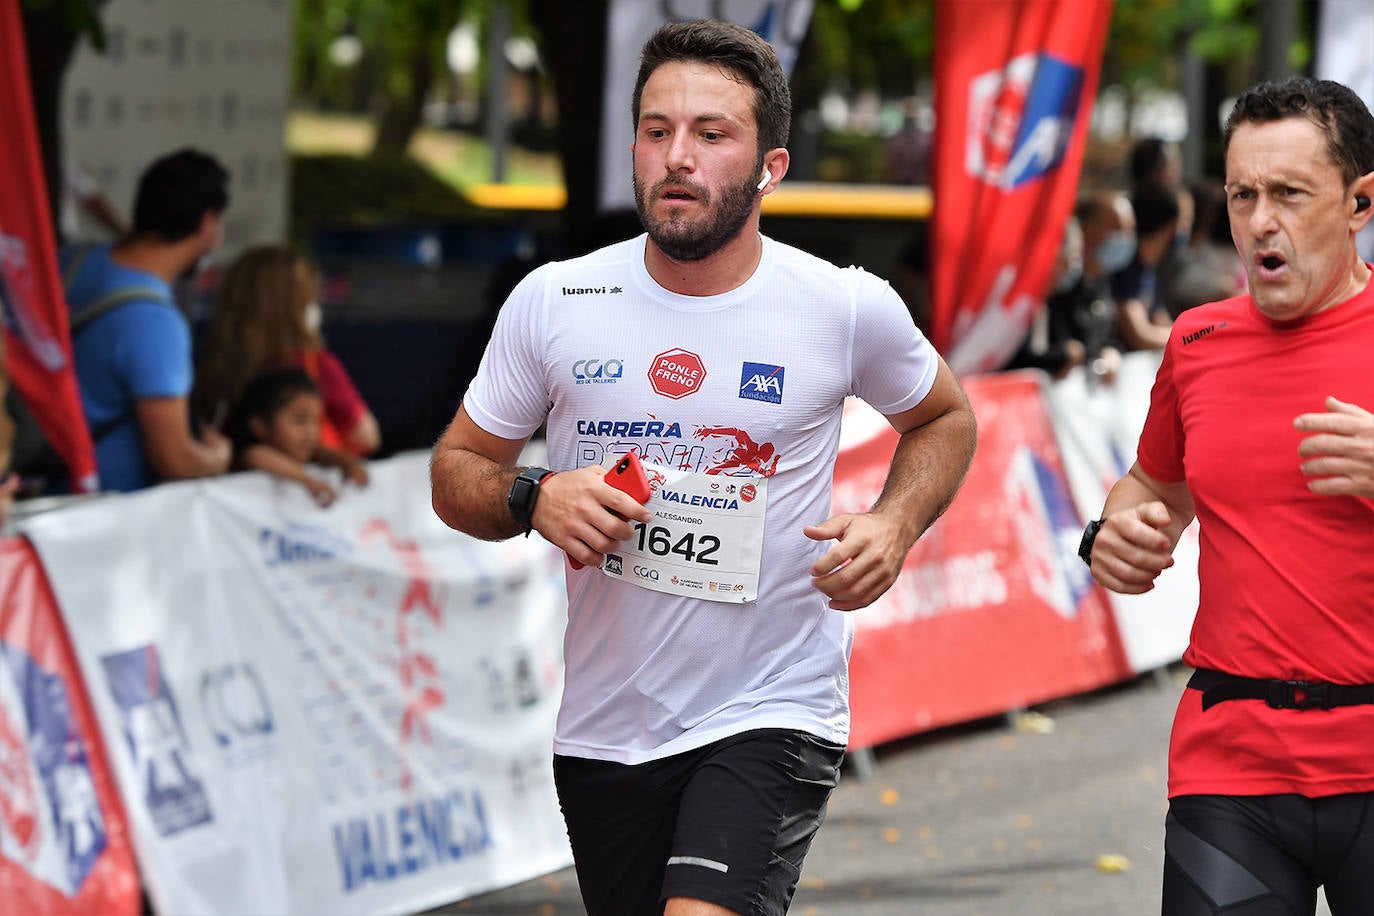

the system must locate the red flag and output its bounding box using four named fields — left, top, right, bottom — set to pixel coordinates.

left=931, top=0, right=1113, bottom=374
left=0, top=0, right=98, bottom=491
